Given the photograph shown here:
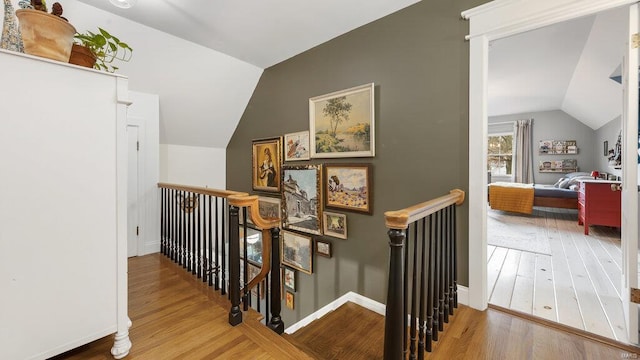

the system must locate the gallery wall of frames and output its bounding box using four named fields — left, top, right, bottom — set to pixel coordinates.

left=247, top=83, right=375, bottom=307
